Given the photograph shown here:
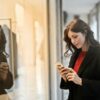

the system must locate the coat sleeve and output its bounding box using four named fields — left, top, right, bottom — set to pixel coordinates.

left=60, top=78, right=75, bottom=89
left=0, top=71, right=13, bottom=89
left=0, top=52, right=13, bottom=89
